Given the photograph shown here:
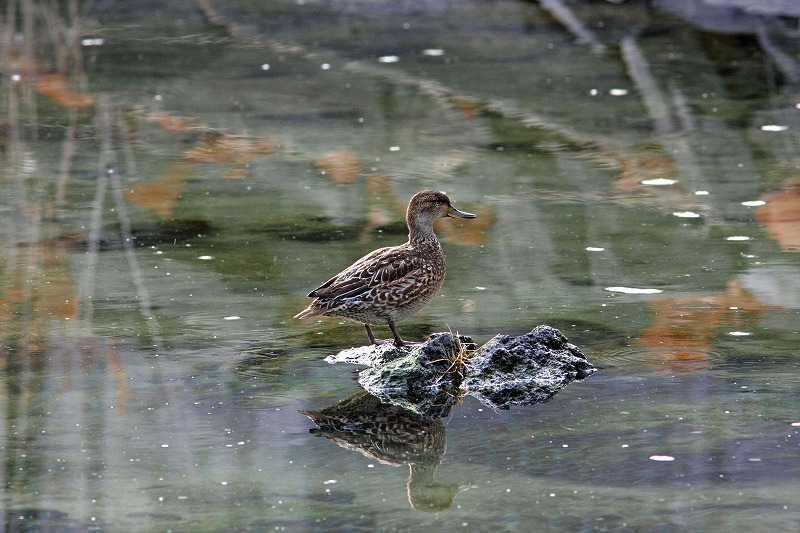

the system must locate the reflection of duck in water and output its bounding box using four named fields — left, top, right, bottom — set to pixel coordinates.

left=300, top=391, right=457, bottom=512
left=295, top=190, right=476, bottom=346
